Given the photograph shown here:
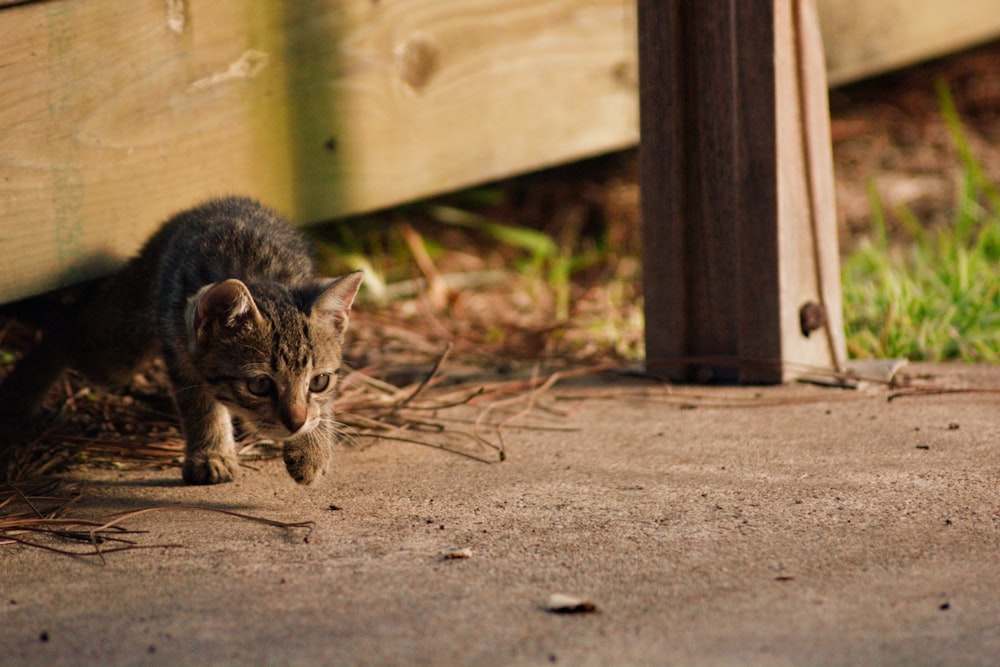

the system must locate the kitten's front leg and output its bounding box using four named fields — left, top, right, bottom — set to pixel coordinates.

left=170, top=379, right=240, bottom=485
left=282, top=419, right=336, bottom=485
